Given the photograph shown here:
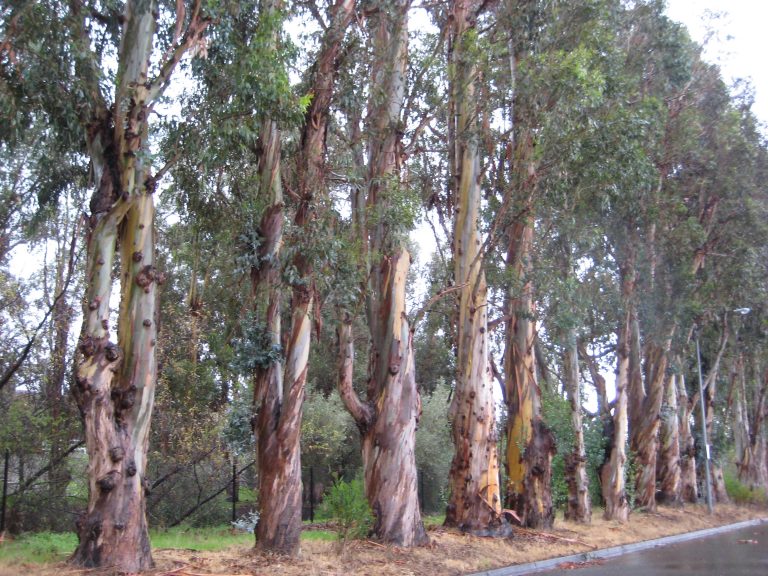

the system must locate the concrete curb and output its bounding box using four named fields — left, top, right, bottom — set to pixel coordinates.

left=468, top=517, right=768, bottom=576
